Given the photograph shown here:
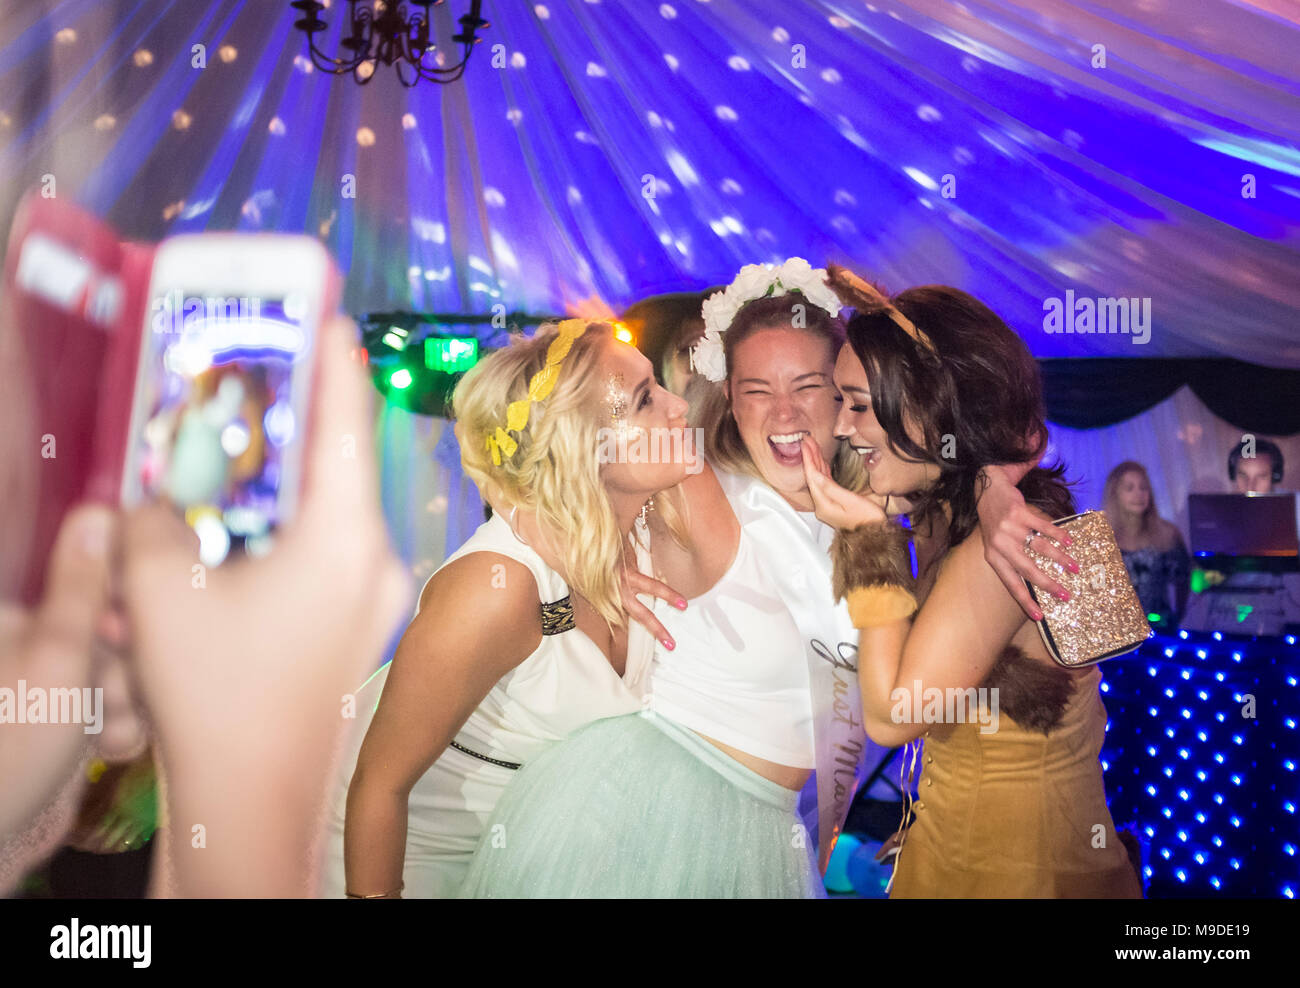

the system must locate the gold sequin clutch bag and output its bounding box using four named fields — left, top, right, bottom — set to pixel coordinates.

left=1023, top=510, right=1152, bottom=667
